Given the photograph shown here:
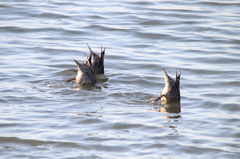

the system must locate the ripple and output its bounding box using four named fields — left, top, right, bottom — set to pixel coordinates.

left=0, top=0, right=240, bottom=158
